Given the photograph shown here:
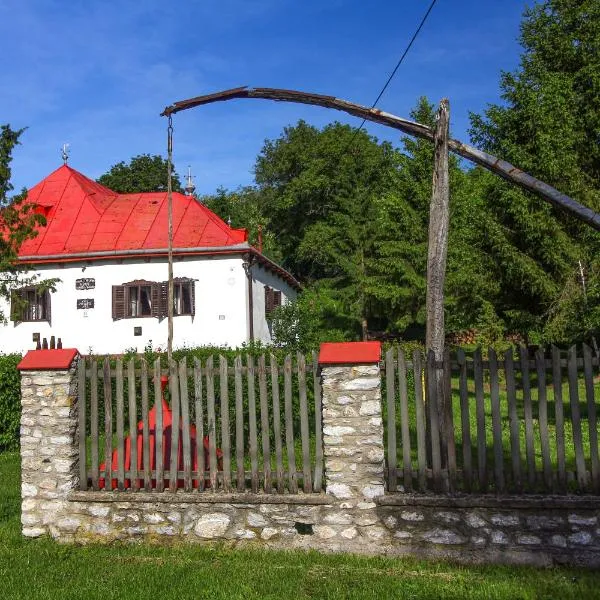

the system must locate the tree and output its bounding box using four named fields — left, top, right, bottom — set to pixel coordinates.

left=254, top=120, right=411, bottom=339
left=0, top=125, right=50, bottom=323
left=469, top=0, right=600, bottom=343
left=97, top=154, right=182, bottom=193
